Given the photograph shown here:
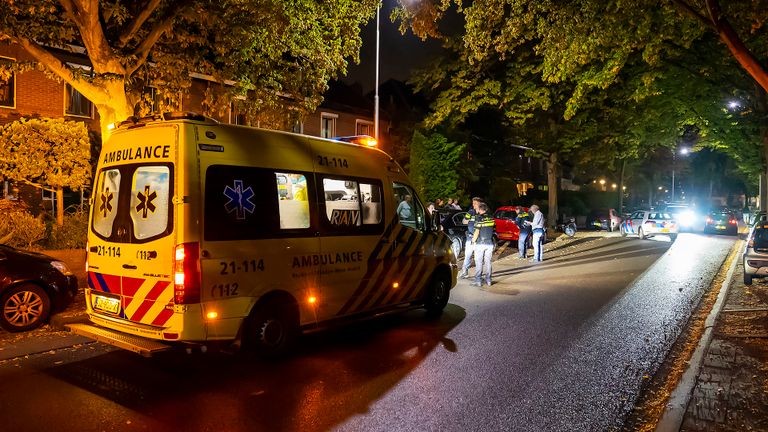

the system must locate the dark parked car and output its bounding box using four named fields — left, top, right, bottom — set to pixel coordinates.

left=587, top=208, right=622, bottom=231
left=439, top=209, right=469, bottom=257
left=438, top=209, right=498, bottom=257
left=704, top=208, right=739, bottom=236
left=0, top=244, right=78, bottom=332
